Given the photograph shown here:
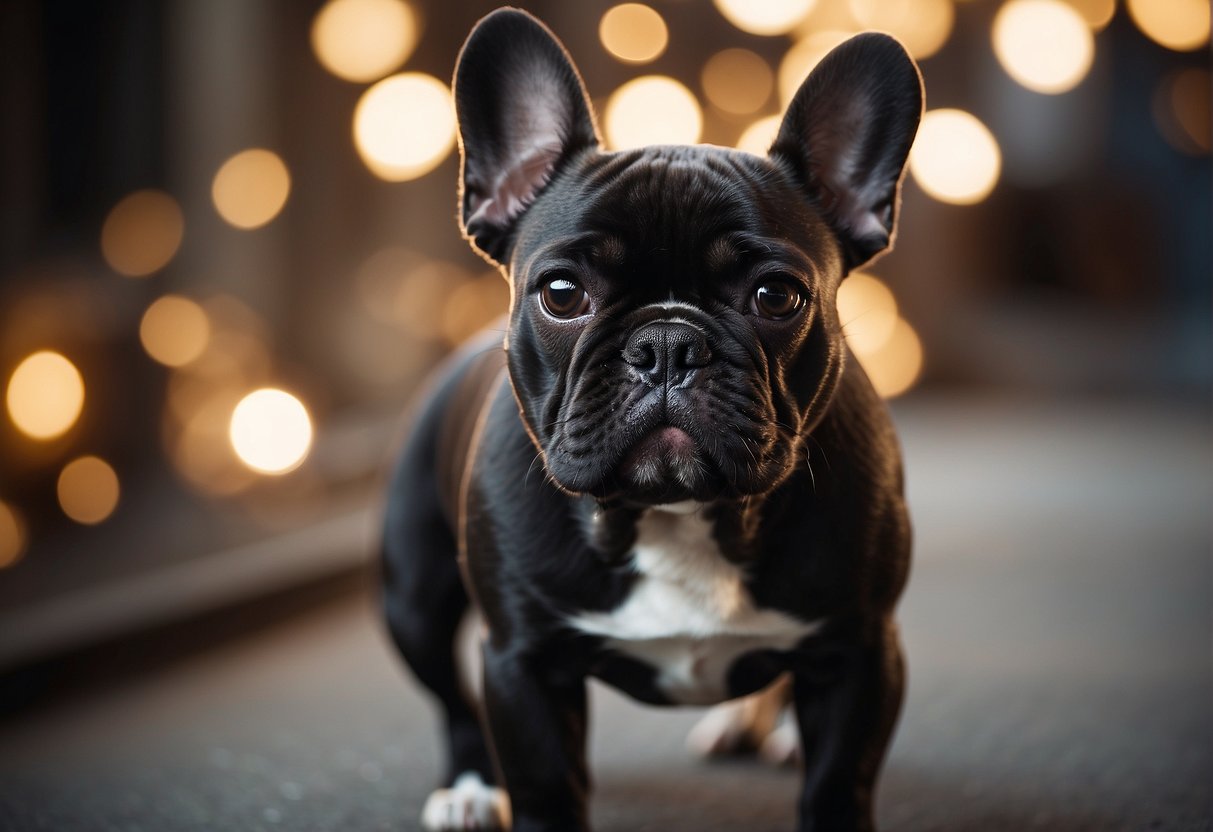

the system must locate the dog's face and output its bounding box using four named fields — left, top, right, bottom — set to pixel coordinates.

left=453, top=10, right=922, bottom=505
